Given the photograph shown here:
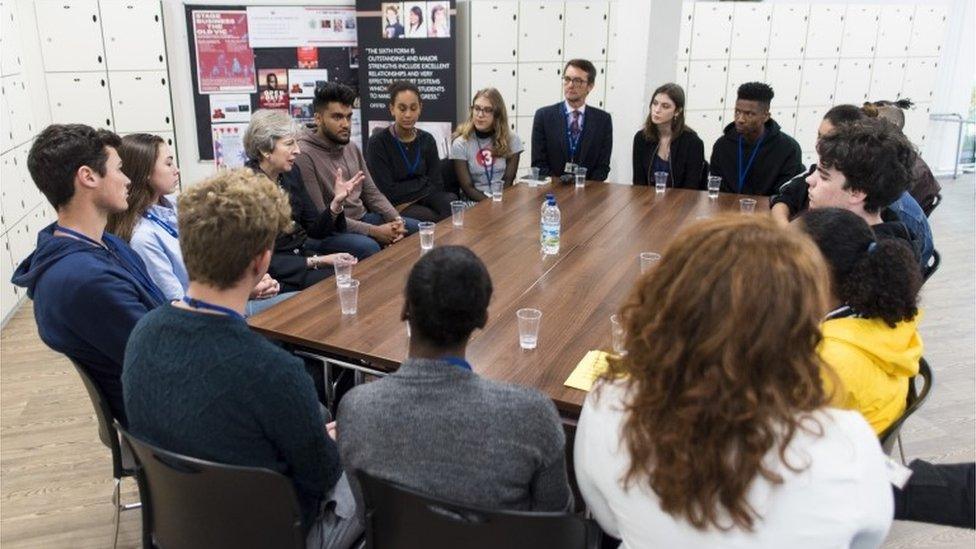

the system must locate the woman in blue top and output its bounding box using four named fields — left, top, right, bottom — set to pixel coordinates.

left=107, top=134, right=292, bottom=315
